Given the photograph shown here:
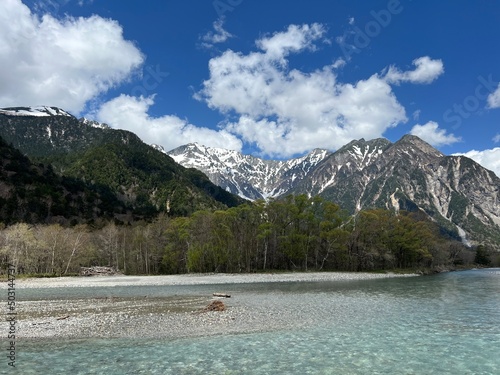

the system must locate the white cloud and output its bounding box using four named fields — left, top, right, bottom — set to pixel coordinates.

left=410, top=121, right=461, bottom=147
left=256, top=23, right=326, bottom=62
left=487, top=84, right=500, bottom=109
left=332, top=58, right=346, bottom=69
left=196, top=24, right=444, bottom=157
left=384, top=56, right=444, bottom=85
left=493, top=134, right=500, bottom=143
left=96, top=95, right=242, bottom=152
left=0, top=0, right=144, bottom=114
left=200, top=18, right=233, bottom=48
left=455, top=148, right=500, bottom=177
